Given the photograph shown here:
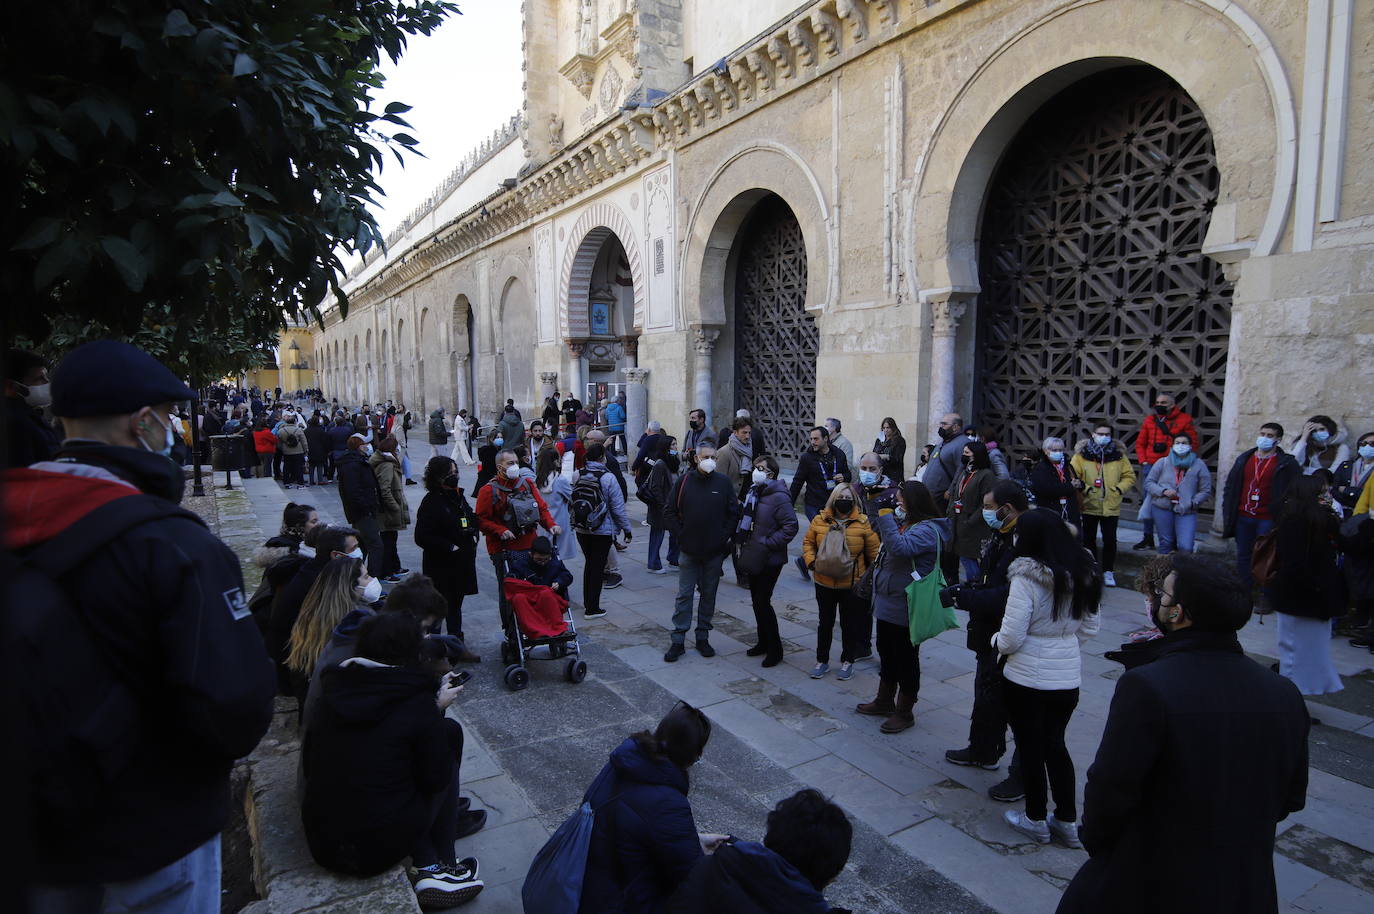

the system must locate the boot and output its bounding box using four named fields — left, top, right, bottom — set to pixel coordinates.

left=855, top=677, right=897, bottom=716
left=880, top=689, right=917, bottom=733
left=1132, top=534, right=1155, bottom=551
